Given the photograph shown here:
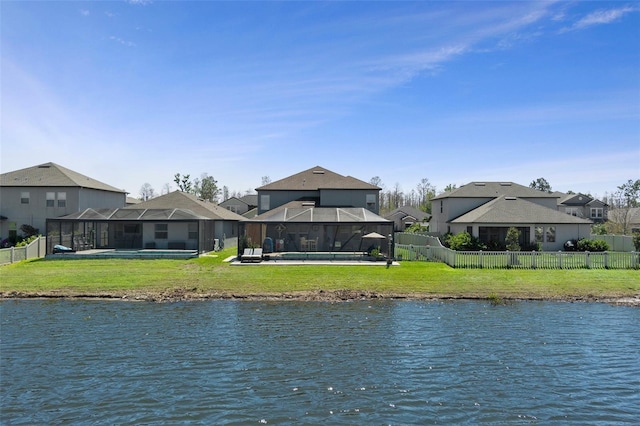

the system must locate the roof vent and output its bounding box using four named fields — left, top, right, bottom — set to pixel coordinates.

left=38, top=165, right=51, bottom=168
left=301, top=202, right=315, bottom=206
left=505, top=196, right=517, bottom=200
left=499, top=182, right=512, bottom=186
left=475, top=182, right=486, bottom=186
left=312, top=170, right=325, bottom=174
